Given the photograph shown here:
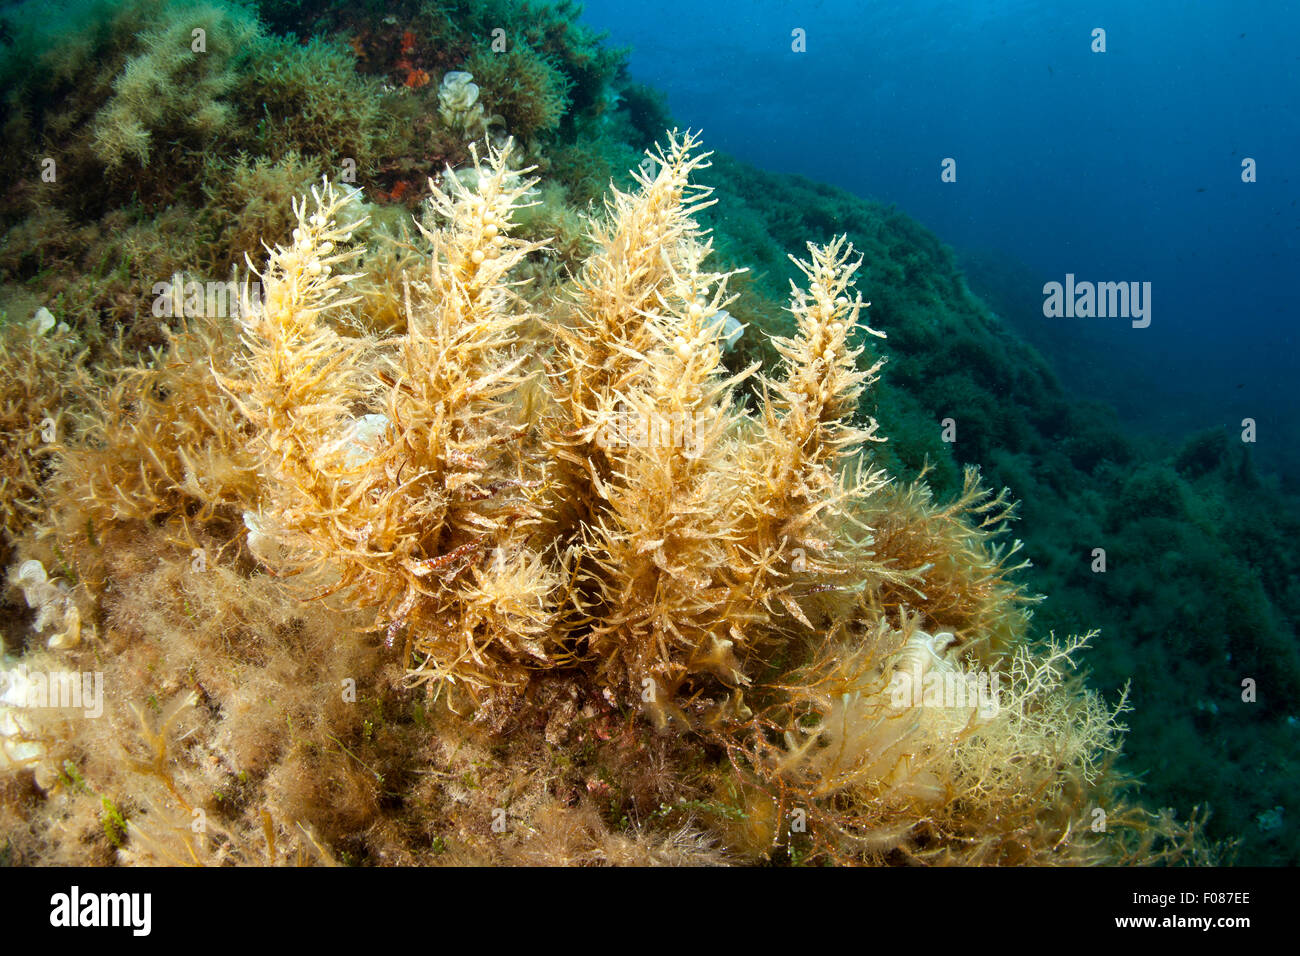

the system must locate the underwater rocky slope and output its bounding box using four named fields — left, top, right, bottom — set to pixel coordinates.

left=0, top=0, right=1292, bottom=864
left=696, top=159, right=1300, bottom=866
